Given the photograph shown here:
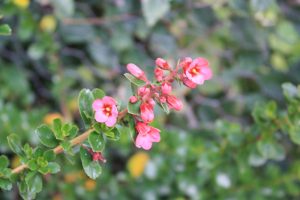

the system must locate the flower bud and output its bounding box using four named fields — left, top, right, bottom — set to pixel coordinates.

left=155, top=58, right=170, bottom=70
left=140, top=103, right=154, bottom=123
left=161, top=82, right=172, bottom=94
left=167, top=95, right=183, bottom=111
left=127, top=63, right=147, bottom=81
left=154, top=67, right=164, bottom=82
left=129, top=96, right=138, bottom=103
